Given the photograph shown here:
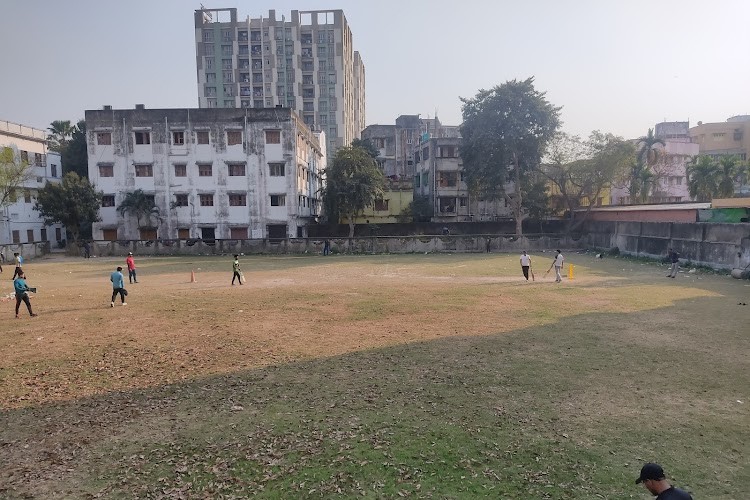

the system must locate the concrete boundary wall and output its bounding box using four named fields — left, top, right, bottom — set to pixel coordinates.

left=0, top=242, right=51, bottom=263
left=583, top=221, right=750, bottom=270
left=80, top=234, right=586, bottom=258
